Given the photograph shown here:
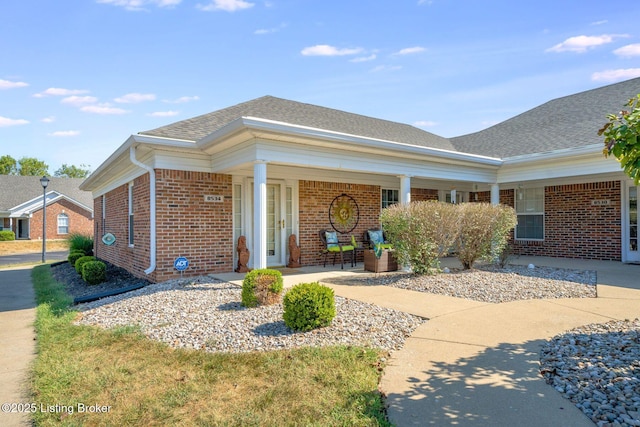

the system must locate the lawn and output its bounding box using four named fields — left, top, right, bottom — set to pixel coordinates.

left=30, top=265, right=391, bottom=426
left=0, top=240, right=68, bottom=256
